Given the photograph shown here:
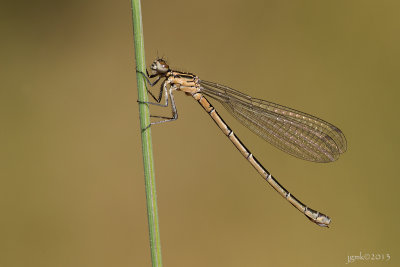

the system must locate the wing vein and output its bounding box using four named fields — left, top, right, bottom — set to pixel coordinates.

left=199, top=79, right=347, bottom=162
